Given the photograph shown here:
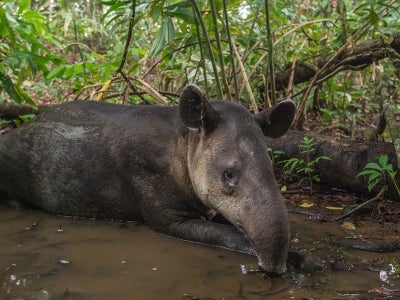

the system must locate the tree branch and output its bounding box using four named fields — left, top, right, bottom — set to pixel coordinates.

left=115, top=0, right=136, bottom=74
